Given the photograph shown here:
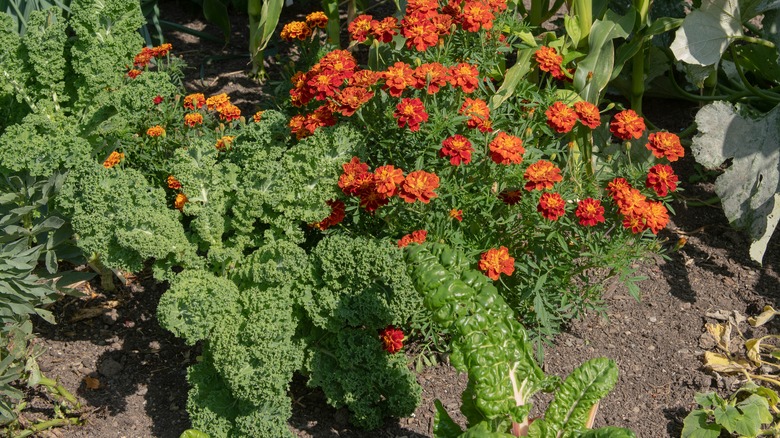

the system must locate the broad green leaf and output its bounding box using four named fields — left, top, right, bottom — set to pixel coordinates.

left=202, top=0, right=230, bottom=43
left=461, top=421, right=515, bottom=437
left=733, top=43, right=780, bottom=83
left=257, top=0, right=283, bottom=51
left=489, top=48, right=533, bottom=110
left=694, top=392, right=724, bottom=409
left=670, top=0, right=742, bottom=66
left=565, top=14, right=582, bottom=48
left=180, top=430, right=210, bottom=438
left=433, top=399, right=464, bottom=438
left=681, top=409, right=722, bottom=438
left=692, top=101, right=780, bottom=264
